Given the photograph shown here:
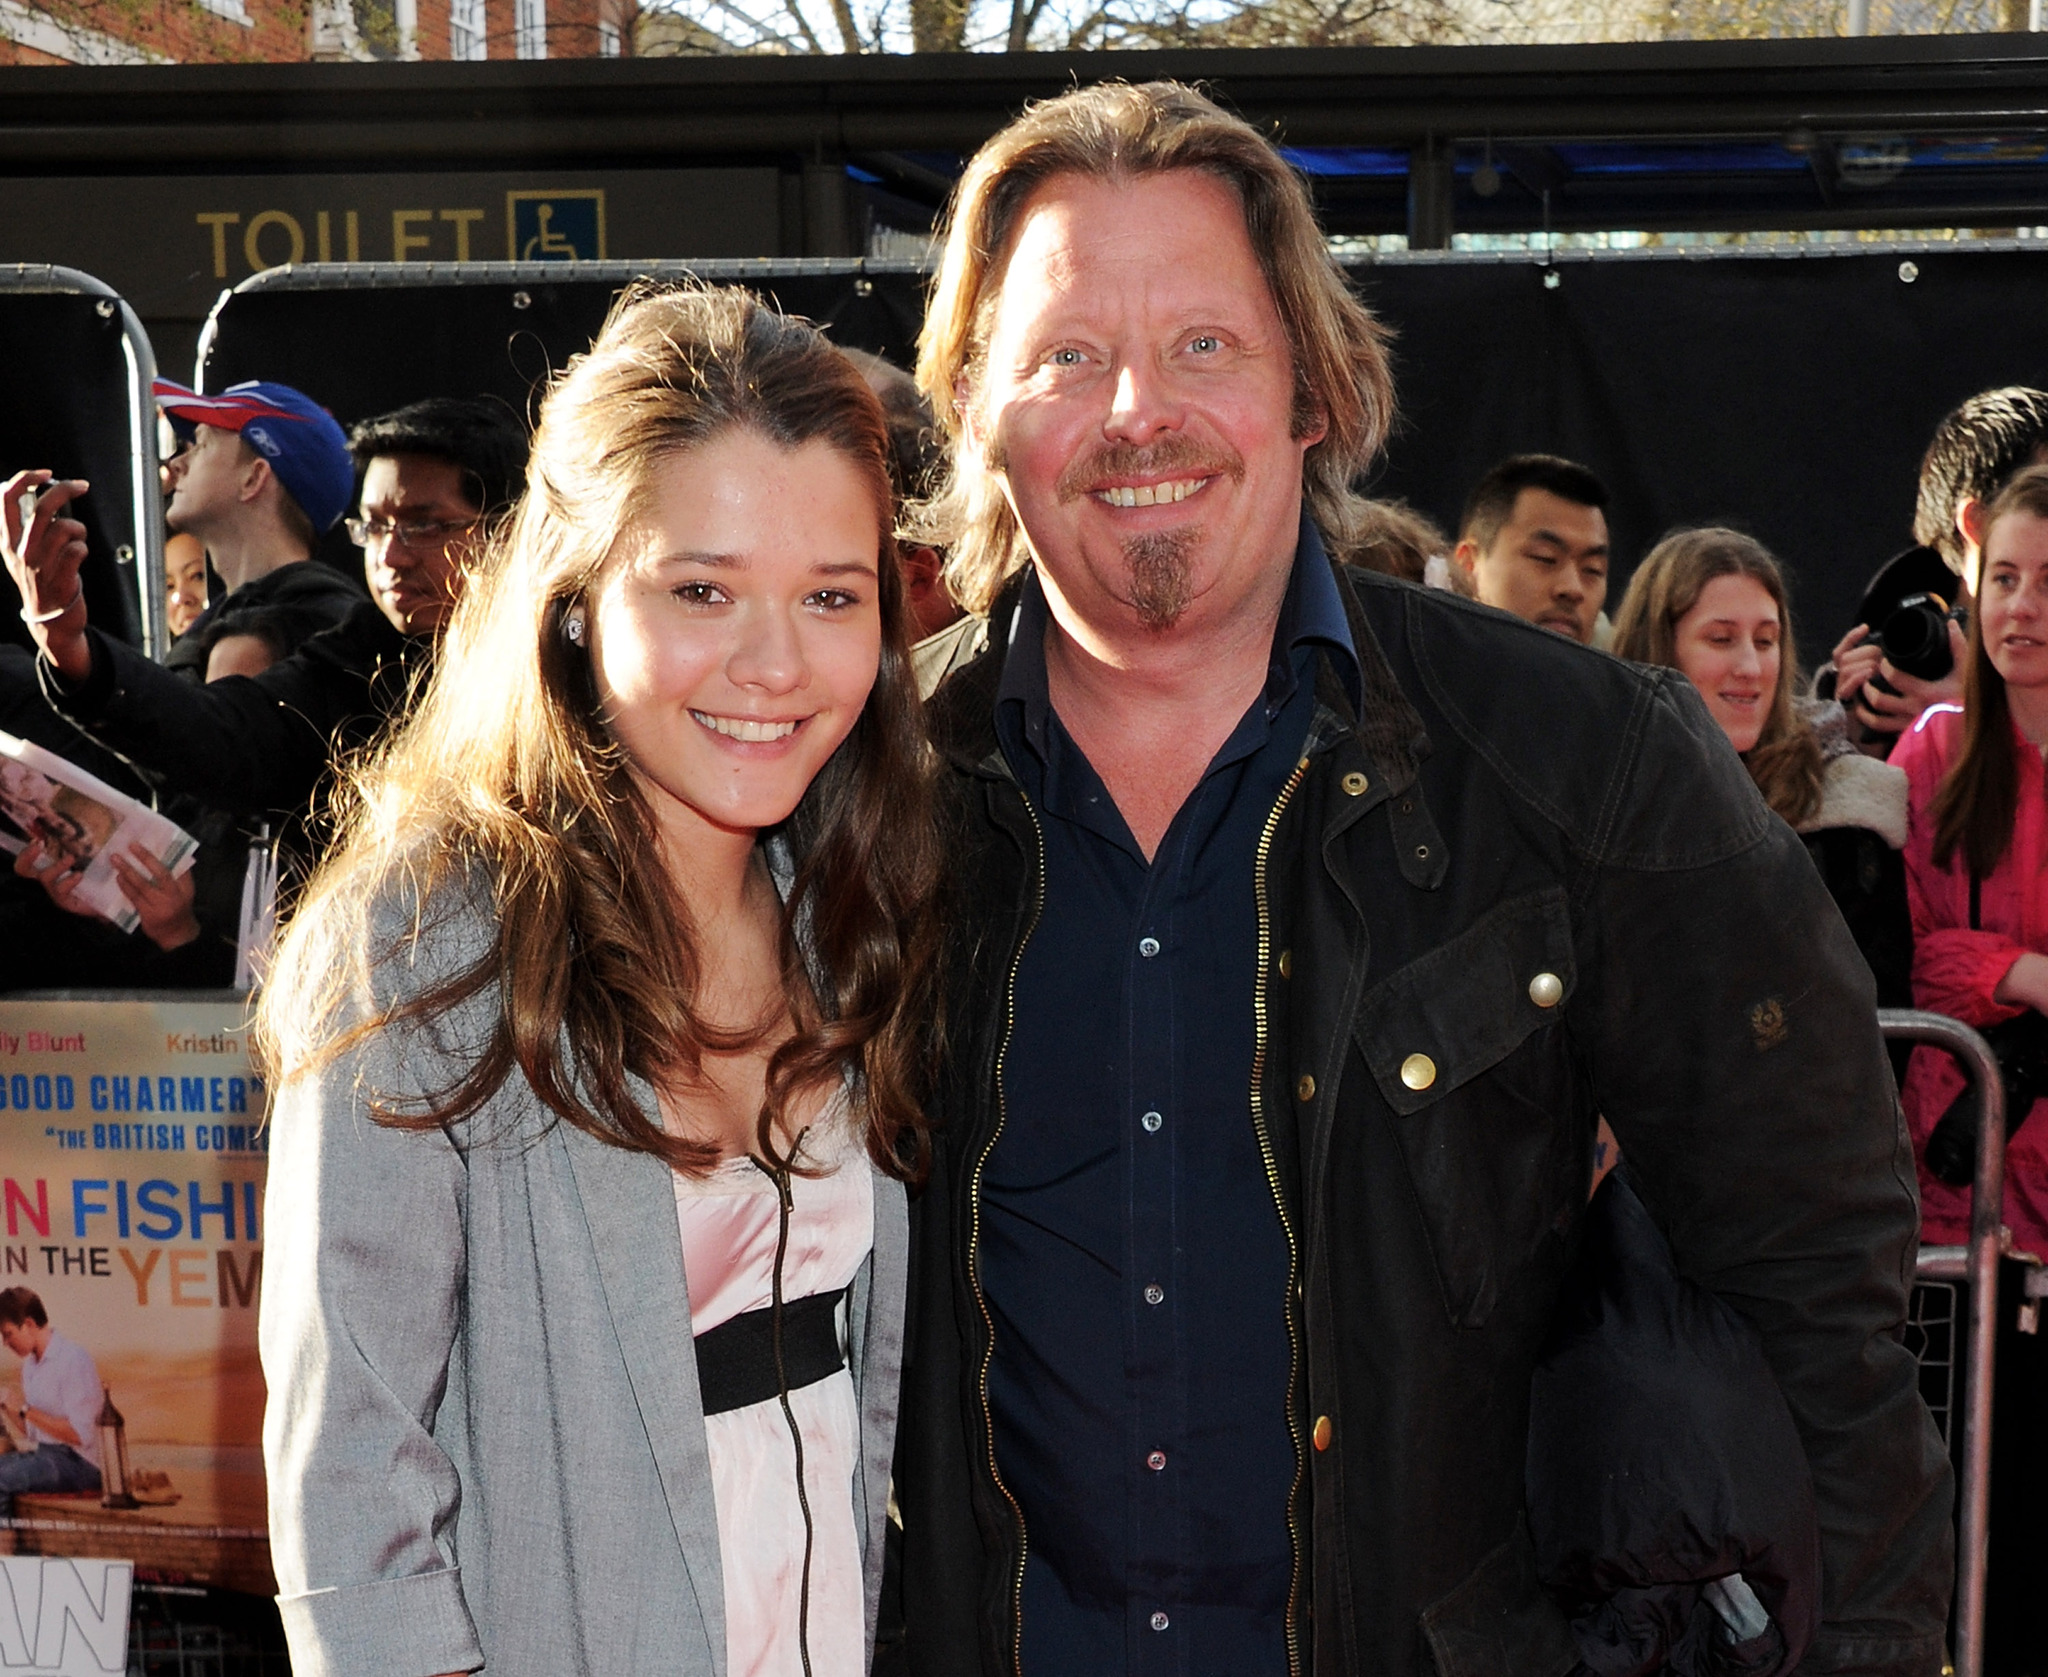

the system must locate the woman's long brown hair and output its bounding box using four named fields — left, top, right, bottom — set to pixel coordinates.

left=1610, top=526, right=1824, bottom=827
left=257, top=284, right=943, bottom=1182
left=1929, top=466, right=2048, bottom=880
